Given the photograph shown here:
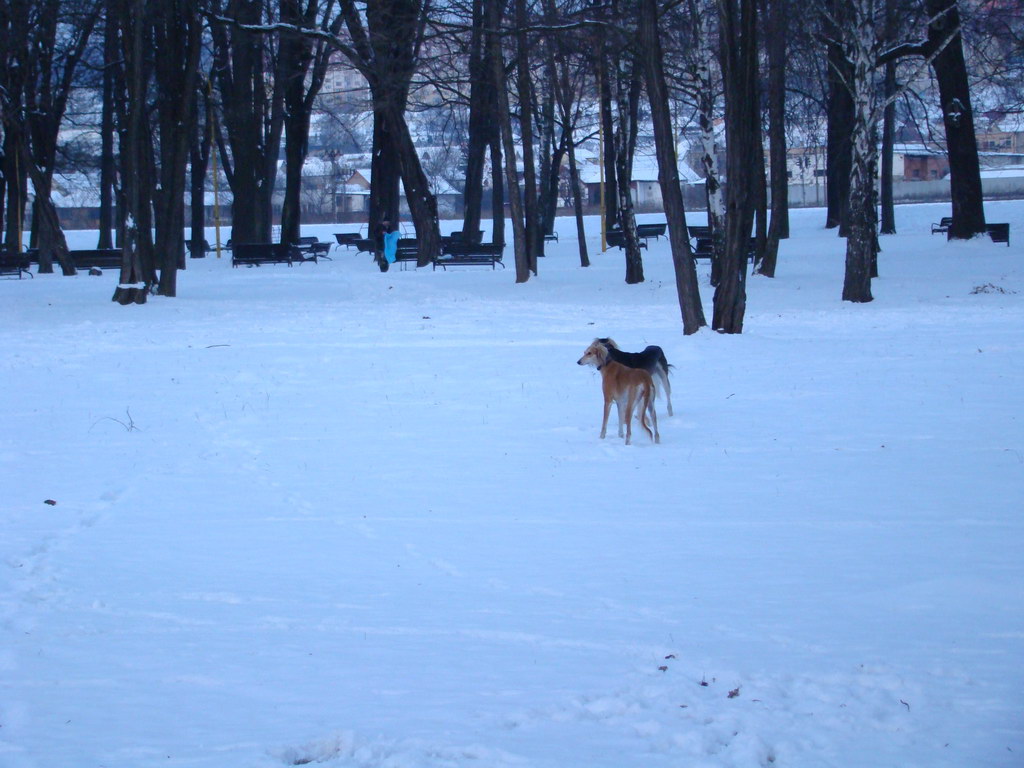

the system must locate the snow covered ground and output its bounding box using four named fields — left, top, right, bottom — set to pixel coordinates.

left=1, top=202, right=1022, bottom=768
